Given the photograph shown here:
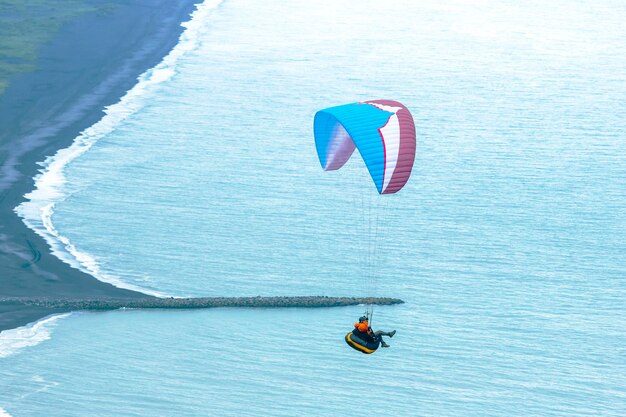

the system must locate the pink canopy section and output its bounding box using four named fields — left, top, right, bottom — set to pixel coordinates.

left=364, top=100, right=416, bottom=194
